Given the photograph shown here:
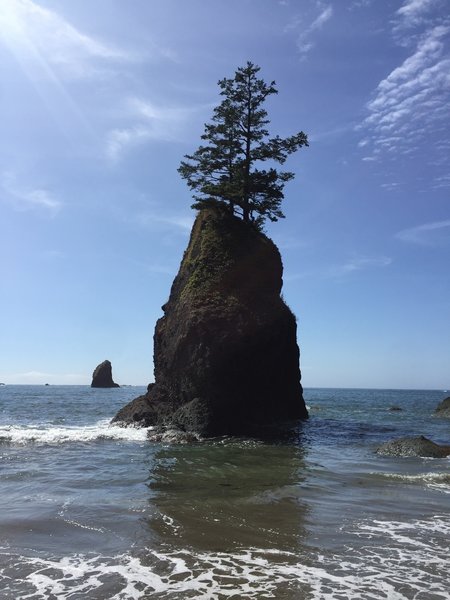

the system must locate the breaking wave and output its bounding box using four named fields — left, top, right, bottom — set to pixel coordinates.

left=0, top=420, right=148, bottom=445
left=372, top=471, right=450, bottom=493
